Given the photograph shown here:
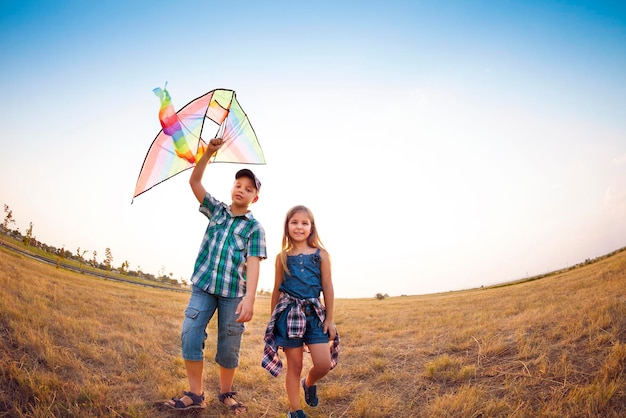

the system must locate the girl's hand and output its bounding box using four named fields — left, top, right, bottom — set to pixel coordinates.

left=324, top=319, right=336, bottom=340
